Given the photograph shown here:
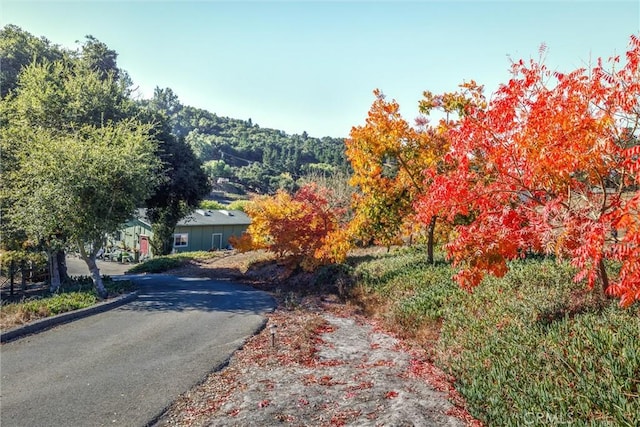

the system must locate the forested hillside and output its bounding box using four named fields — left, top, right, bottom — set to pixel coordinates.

left=143, top=88, right=348, bottom=194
